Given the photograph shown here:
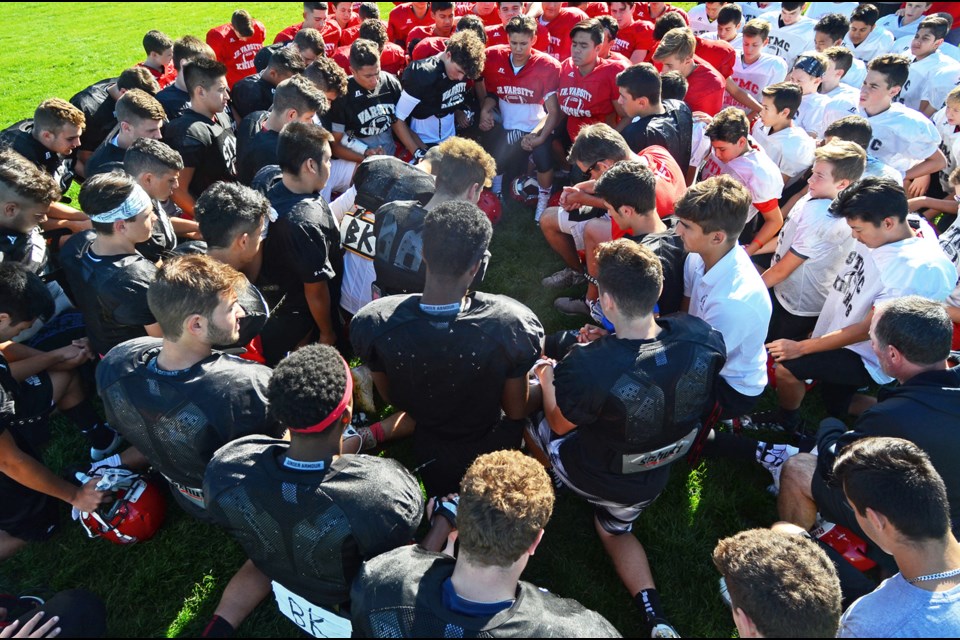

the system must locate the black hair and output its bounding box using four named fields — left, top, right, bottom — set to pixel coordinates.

left=0, top=263, right=54, bottom=324
left=874, top=296, right=953, bottom=366
left=277, top=121, right=333, bottom=176
left=194, top=182, right=269, bottom=249
left=593, top=160, right=657, bottom=214
left=814, top=13, right=850, bottom=42
left=422, top=200, right=492, bottom=278
left=828, top=176, right=907, bottom=225
left=183, top=56, right=227, bottom=95
left=268, top=344, right=349, bottom=430
left=124, top=138, right=184, bottom=177
left=652, top=11, right=687, bottom=40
